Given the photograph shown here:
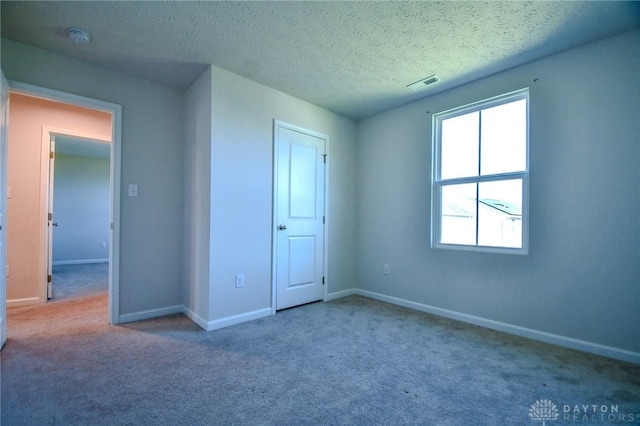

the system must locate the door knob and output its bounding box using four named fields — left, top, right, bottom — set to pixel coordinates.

left=278, top=224, right=287, bottom=230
